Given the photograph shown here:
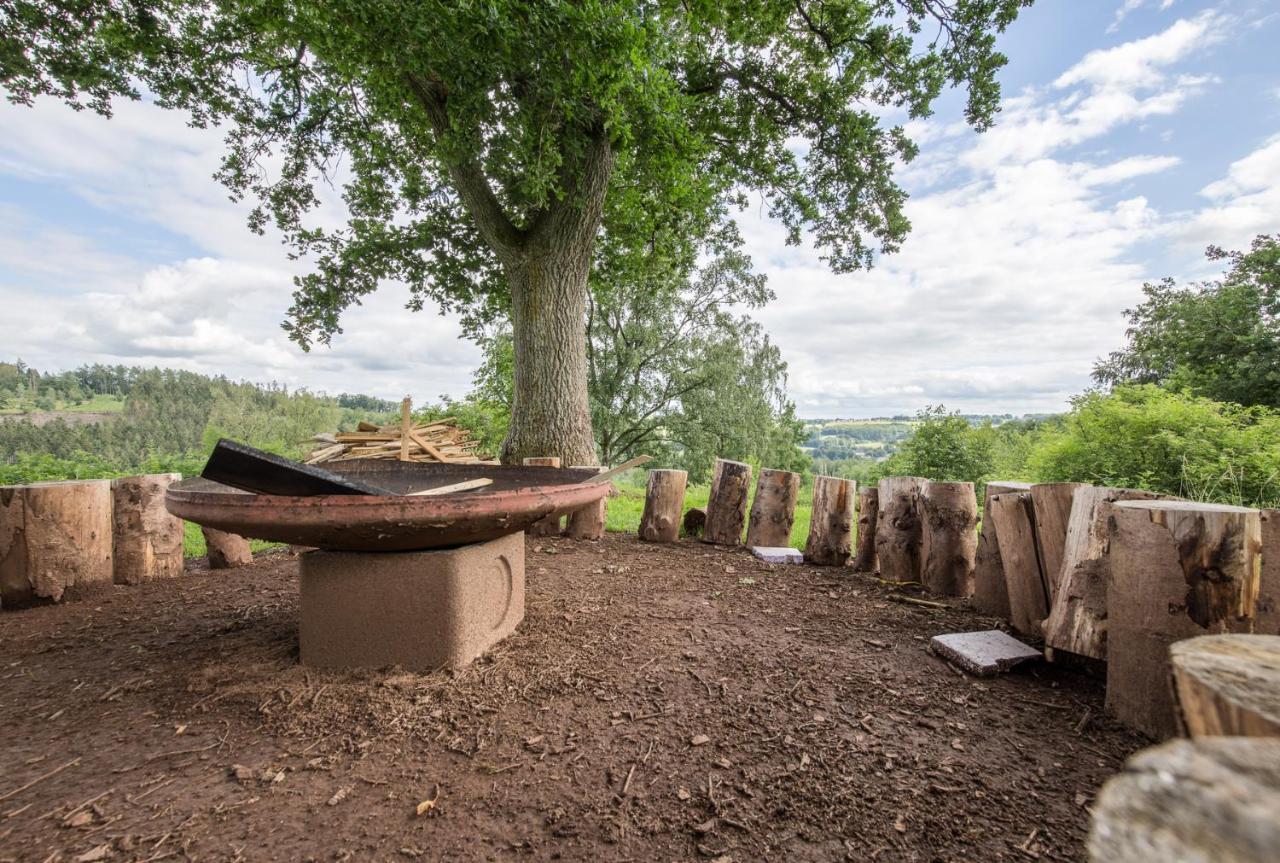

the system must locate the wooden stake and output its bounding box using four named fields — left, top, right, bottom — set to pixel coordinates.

left=522, top=457, right=563, bottom=537
left=703, top=459, right=752, bottom=546
left=875, top=476, right=925, bottom=584
left=1107, top=500, right=1262, bottom=739
left=638, top=469, right=688, bottom=543
left=1171, top=634, right=1280, bottom=737
left=745, top=468, right=800, bottom=548
left=405, top=478, right=493, bottom=496
left=565, top=466, right=607, bottom=540
left=399, top=396, right=412, bottom=462
left=919, top=481, right=977, bottom=597
left=971, top=481, right=1032, bottom=618
left=853, top=486, right=878, bottom=573
left=987, top=491, right=1046, bottom=637
left=803, top=475, right=856, bottom=567
left=111, top=473, right=185, bottom=585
